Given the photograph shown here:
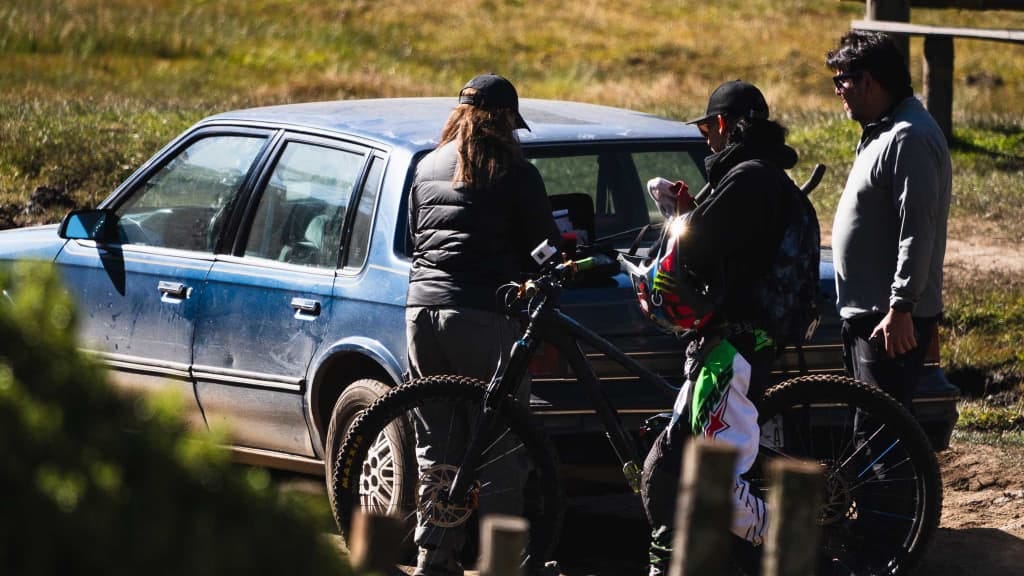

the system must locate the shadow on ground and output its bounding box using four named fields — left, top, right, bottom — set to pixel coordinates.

left=916, top=527, right=1024, bottom=575
left=554, top=494, right=649, bottom=576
